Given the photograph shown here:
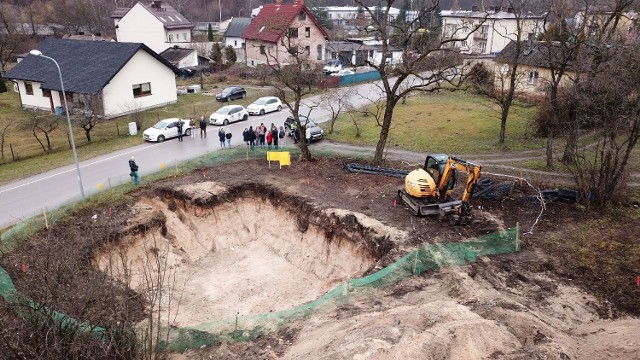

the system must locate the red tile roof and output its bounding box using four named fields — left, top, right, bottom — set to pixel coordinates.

left=242, top=2, right=328, bottom=43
